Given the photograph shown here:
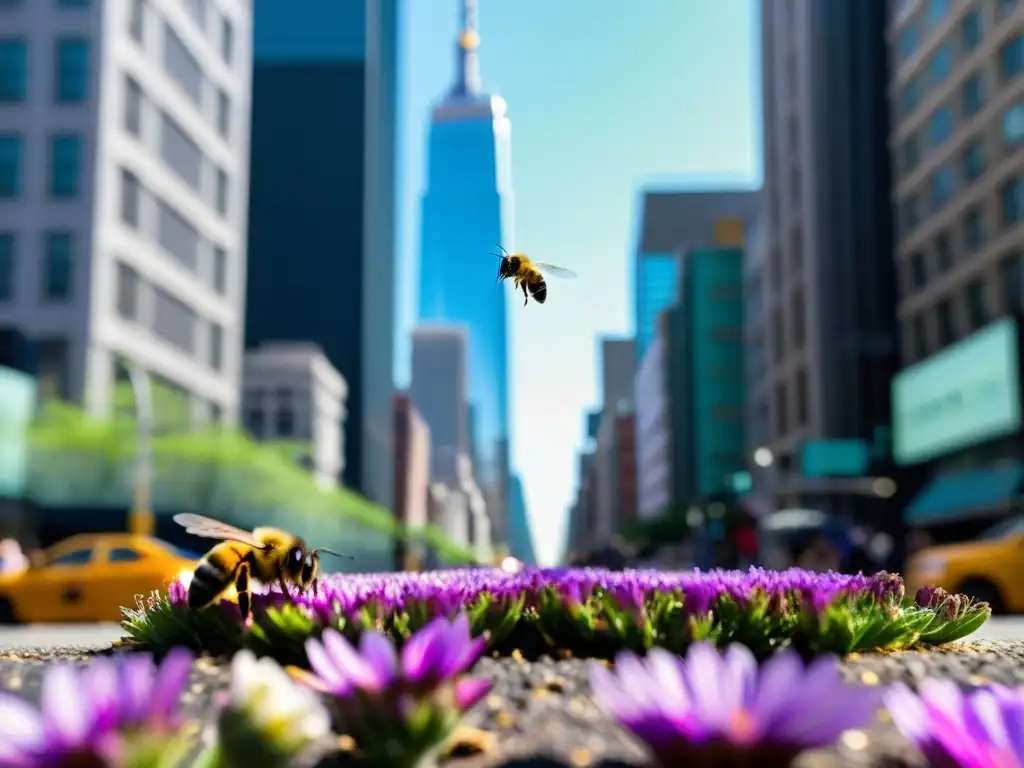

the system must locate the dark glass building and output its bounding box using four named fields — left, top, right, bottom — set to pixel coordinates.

left=417, top=0, right=513, bottom=546
left=245, top=0, right=399, bottom=509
